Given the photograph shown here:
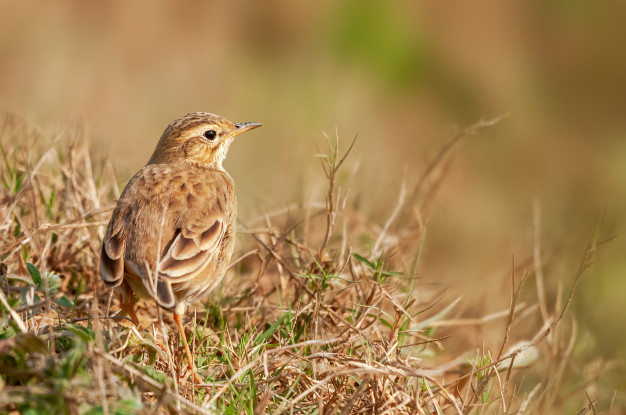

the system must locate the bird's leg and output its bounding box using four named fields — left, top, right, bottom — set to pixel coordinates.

left=121, top=295, right=142, bottom=330
left=120, top=282, right=143, bottom=330
left=173, top=312, right=203, bottom=384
